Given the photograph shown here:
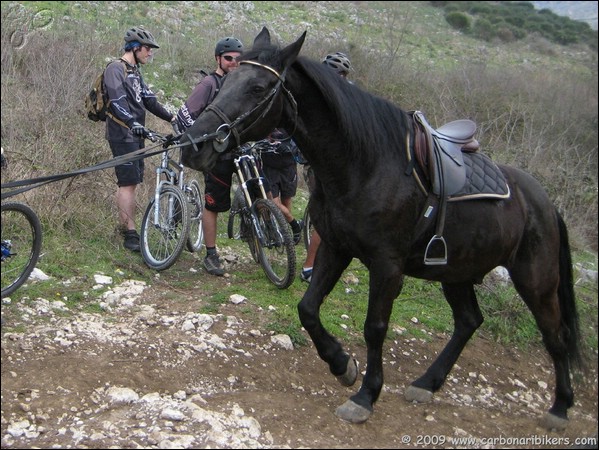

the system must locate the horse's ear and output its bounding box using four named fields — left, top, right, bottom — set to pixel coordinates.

left=280, top=31, right=306, bottom=69
left=254, top=27, right=271, bottom=47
